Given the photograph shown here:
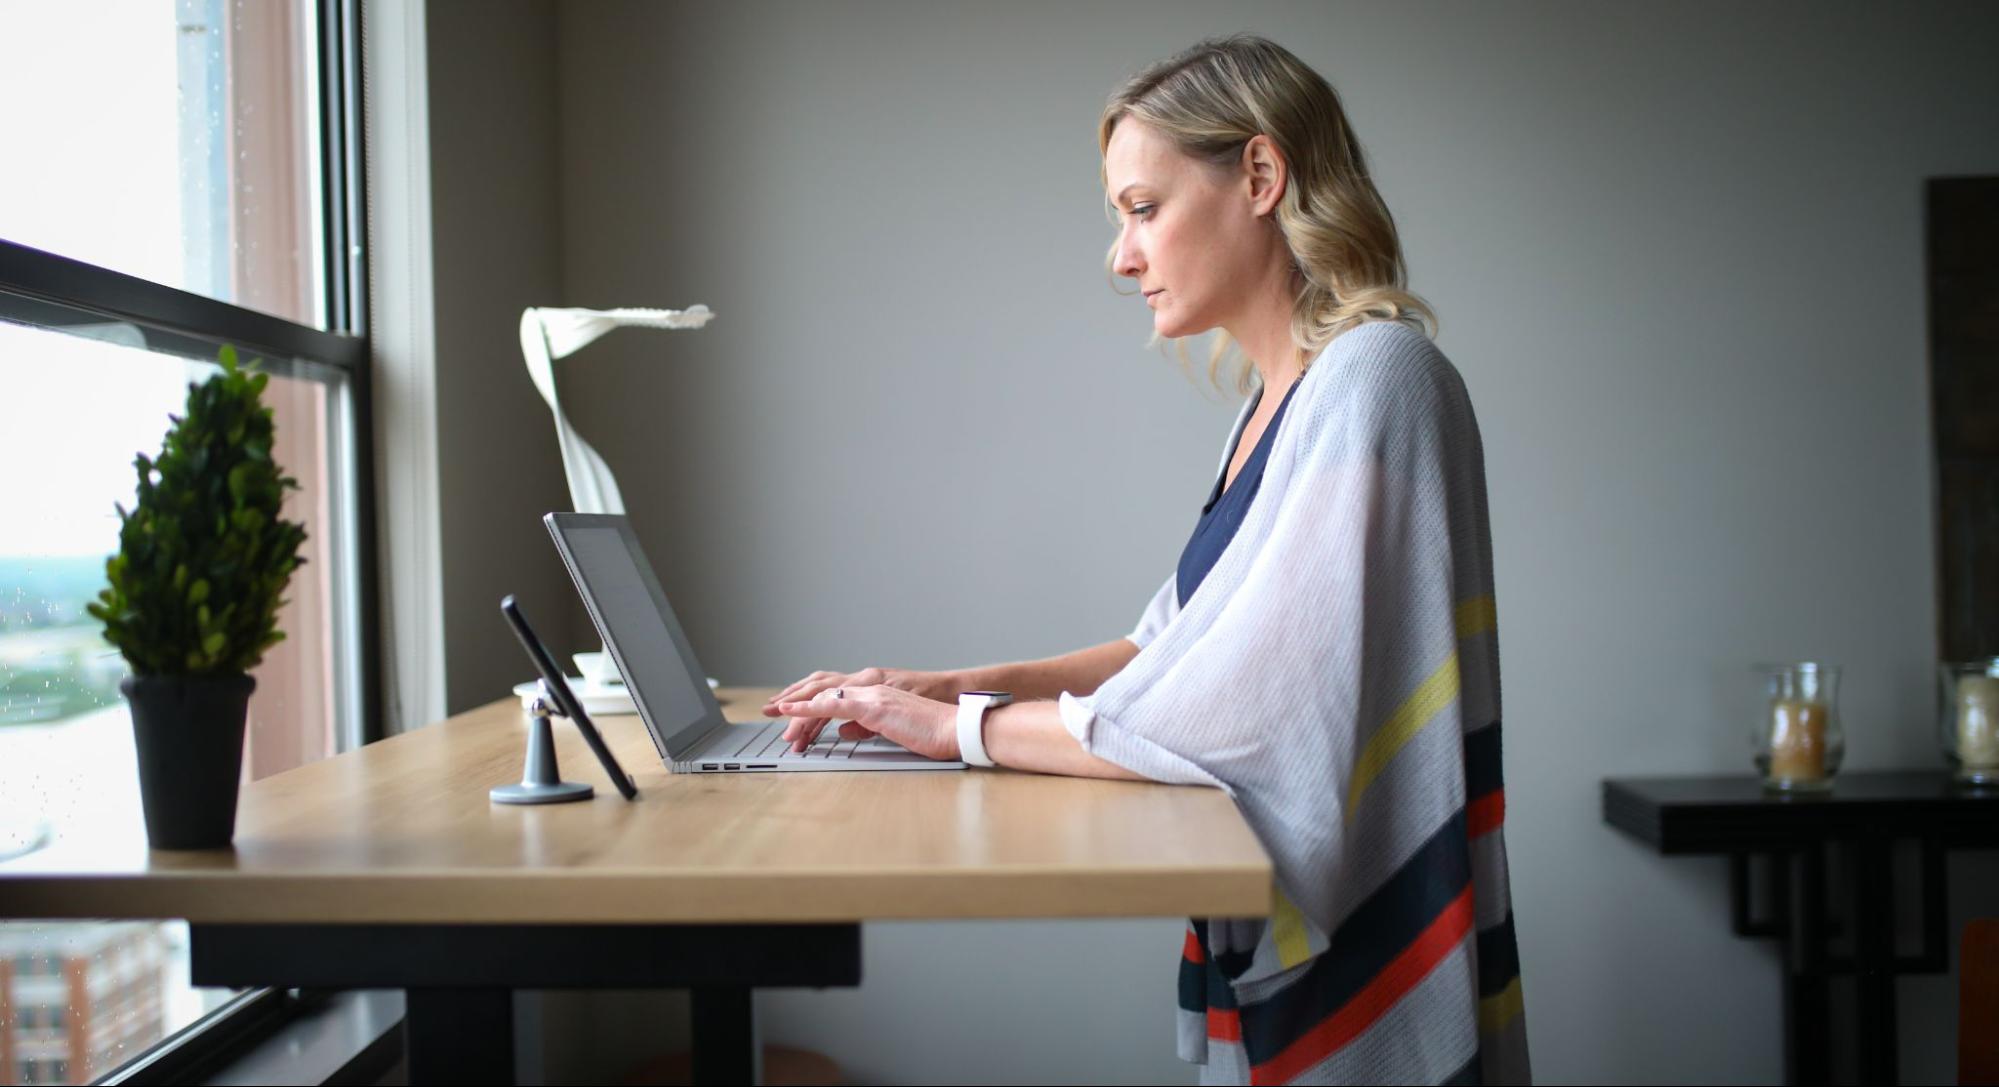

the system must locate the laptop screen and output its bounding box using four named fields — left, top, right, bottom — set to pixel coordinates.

left=544, top=515, right=725, bottom=761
